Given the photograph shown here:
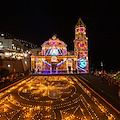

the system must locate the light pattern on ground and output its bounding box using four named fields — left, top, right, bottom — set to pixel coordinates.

left=0, top=76, right=119, bottom=120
